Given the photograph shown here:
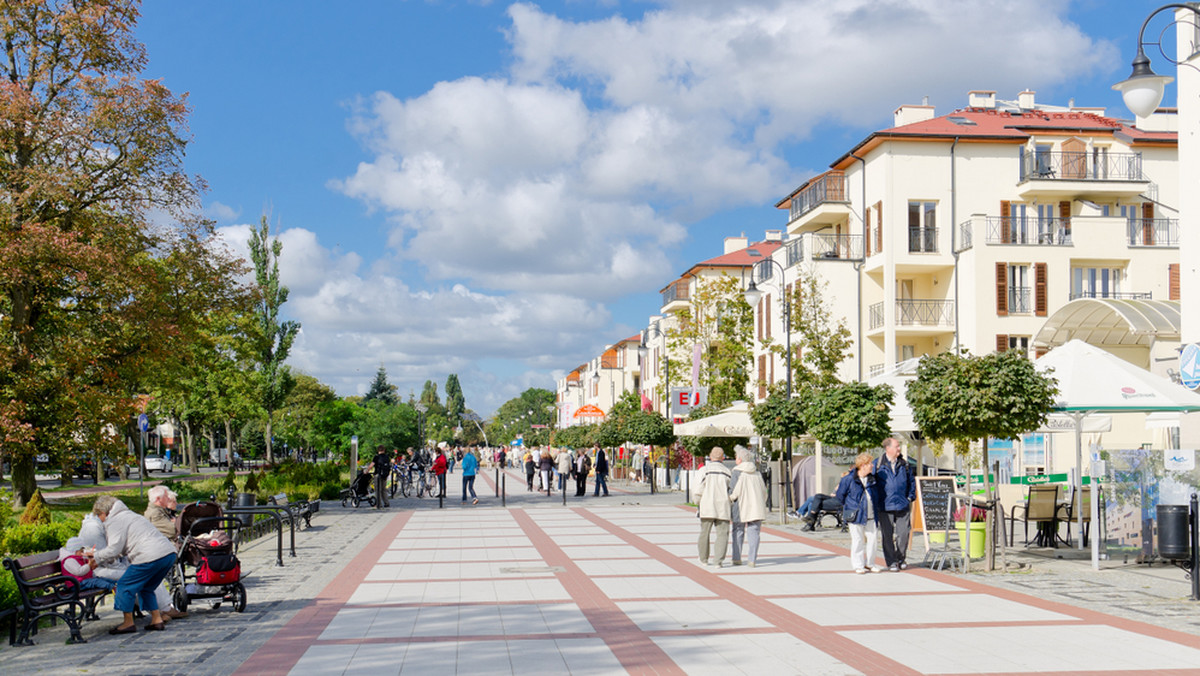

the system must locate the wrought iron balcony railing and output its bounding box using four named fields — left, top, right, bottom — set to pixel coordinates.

left=1127, top=218, right=1179, bottom=247
left=788, top=171, right=849, bottom=221
left=1020, top=151, right=1143, bottom=182
left=986, top=216, right=1072, bottom=246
